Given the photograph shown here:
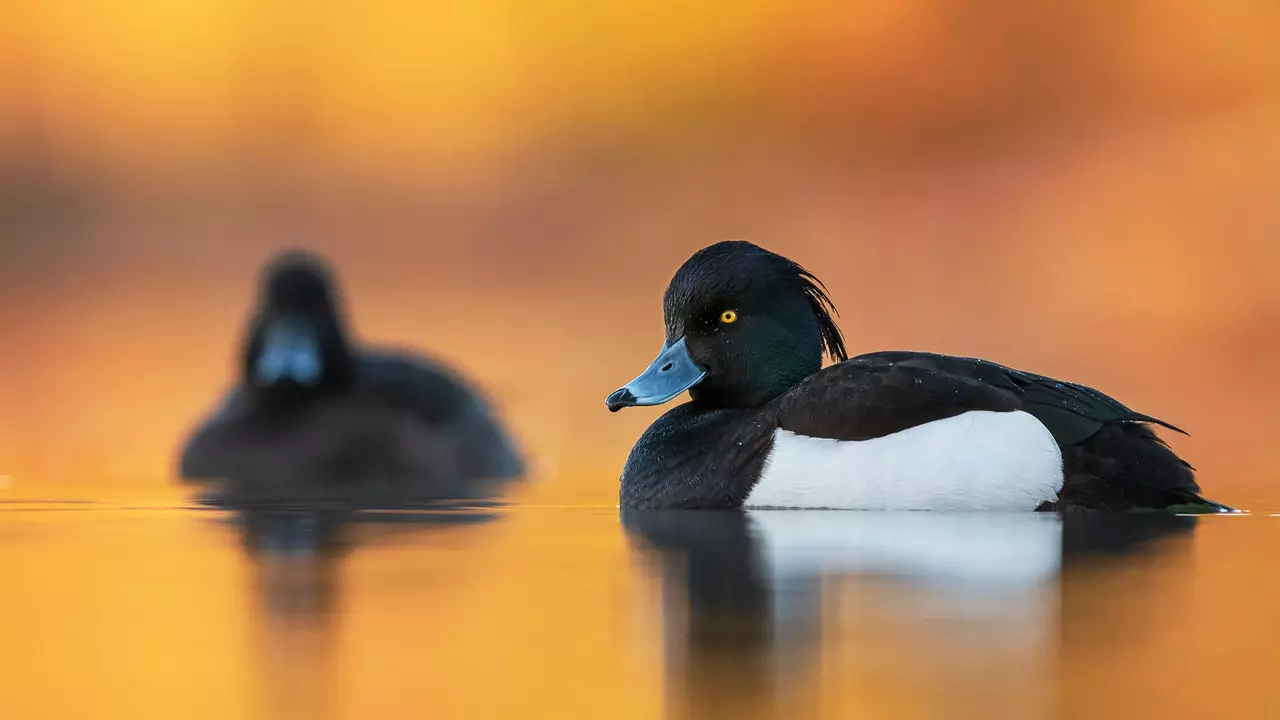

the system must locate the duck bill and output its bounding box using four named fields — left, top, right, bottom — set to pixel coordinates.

left=606, top=337, right=707, bottom=412
left=253, top=317, right=323, bottom=387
